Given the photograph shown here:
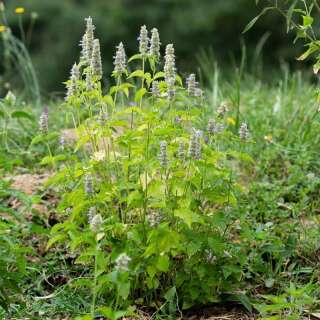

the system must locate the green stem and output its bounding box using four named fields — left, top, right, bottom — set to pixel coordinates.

left=45, top=140, right=56, bottom=171
left=18, top=15, right=26, bottom=46
left=139, top=57, right=145, bottom=109
left=91, top=243, right=99, bottom=318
